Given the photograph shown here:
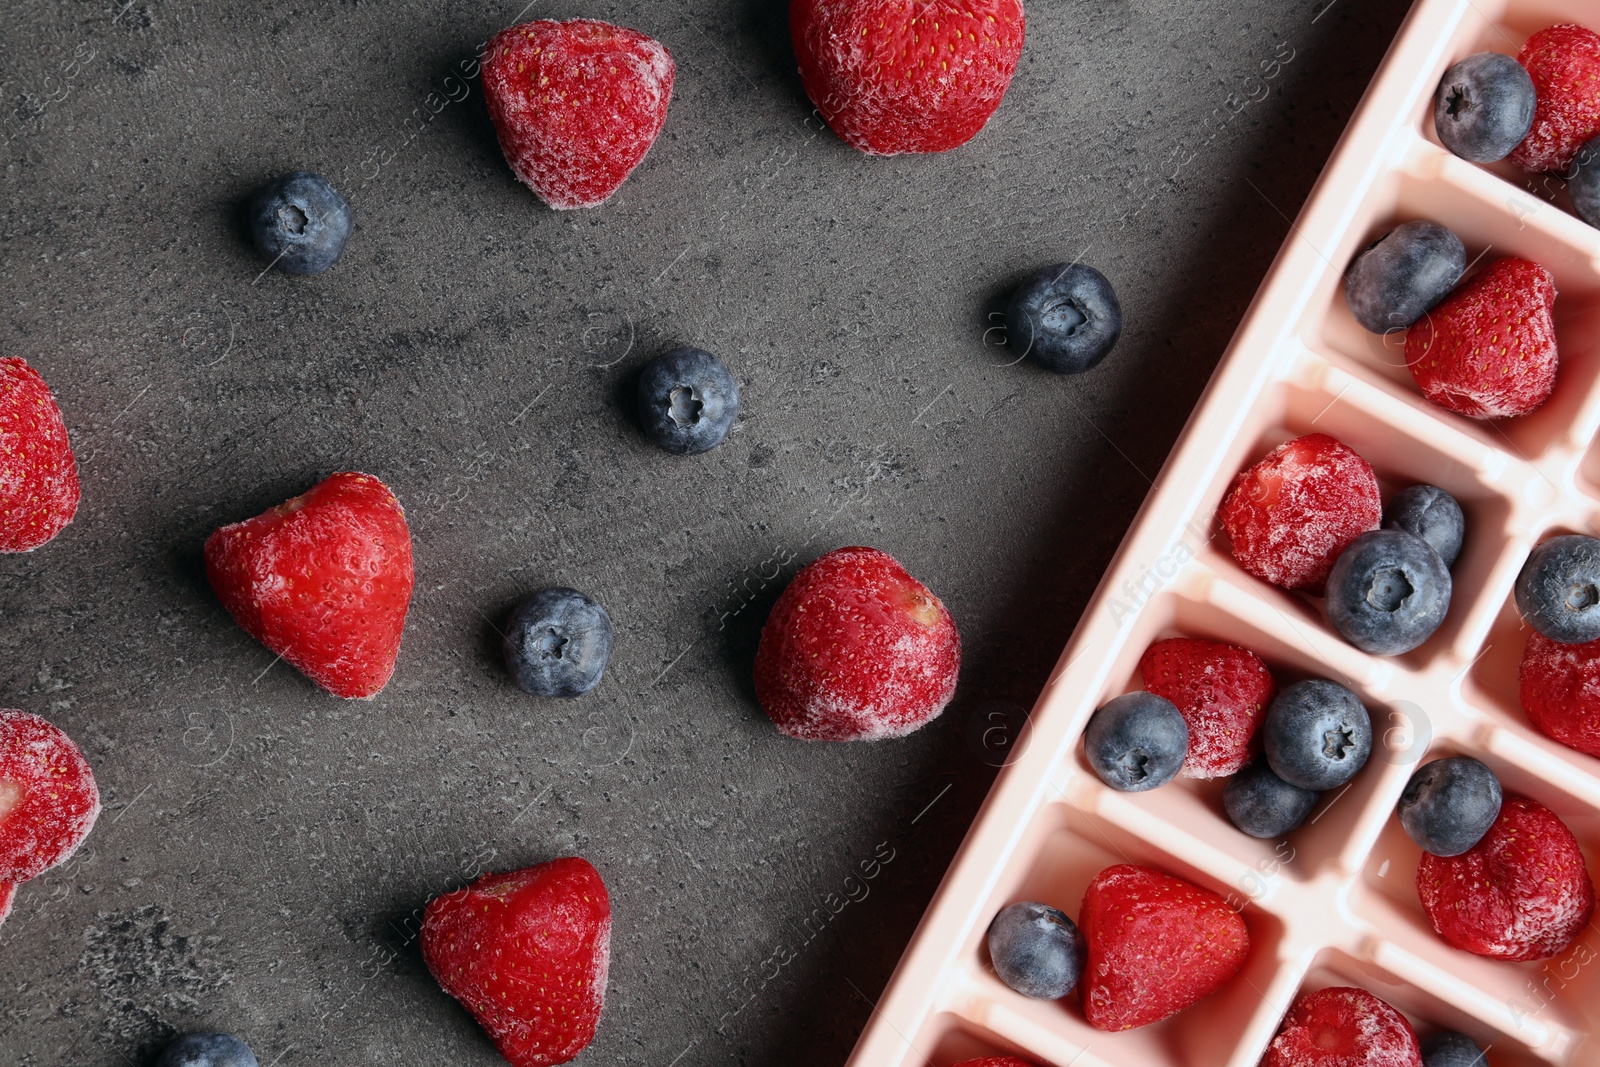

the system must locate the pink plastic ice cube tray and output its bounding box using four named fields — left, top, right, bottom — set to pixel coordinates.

left=846, top=1, right=1600, bottom=1065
